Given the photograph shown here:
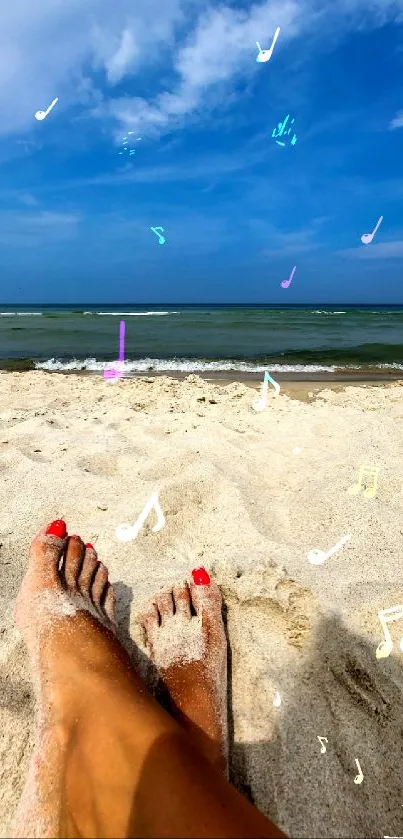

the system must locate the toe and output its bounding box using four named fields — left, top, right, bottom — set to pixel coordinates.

left=172, top=583, right=191, bottom=619
left=139, top=603, right=160, bottom=648
left=91, top=562, right=108, bottom=610
left=77, top=545, right=98, bottom=598
left=61, top=535, right=85, bottom=592
left=28, top=522, right=68, bottom=589
left=103, top=584, right=117, bottom=626
left=154, top=590, right=174, bottom=626
left=189, top=570, right=223, bottom=629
